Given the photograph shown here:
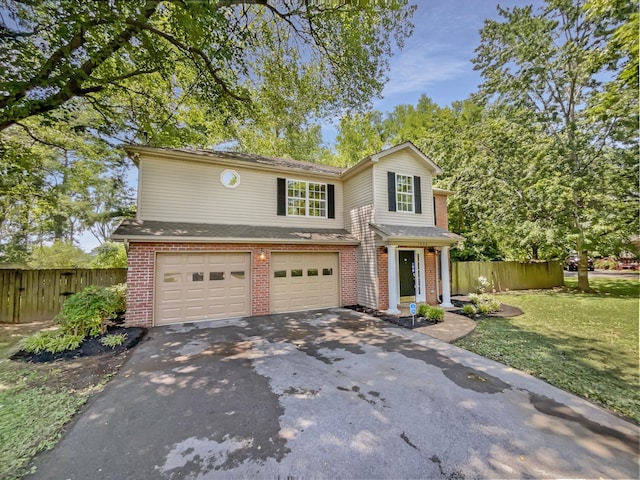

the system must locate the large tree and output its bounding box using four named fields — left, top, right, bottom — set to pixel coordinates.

left=0, top=0, right=415, bottom=143
left=473, top=0, right=638, bottom=290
